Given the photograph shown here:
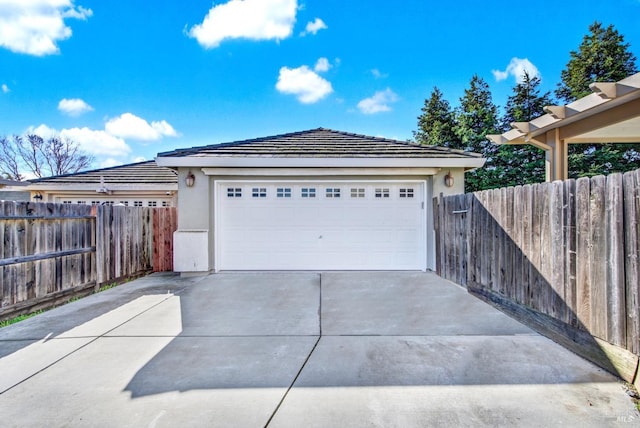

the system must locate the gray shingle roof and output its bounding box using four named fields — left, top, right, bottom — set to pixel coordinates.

left=157, top=128, right=481, bottom=159
left=0, top=178, right=28, bottom=186
left=28, top=161, right=177, bottom=185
